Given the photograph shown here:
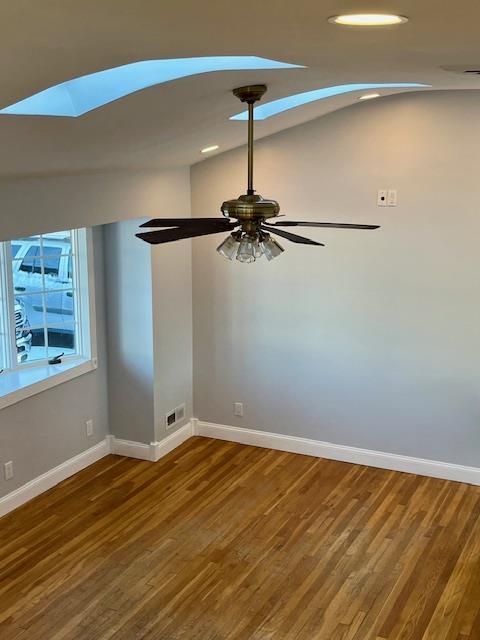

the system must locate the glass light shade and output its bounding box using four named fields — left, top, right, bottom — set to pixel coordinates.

left=260, top=236, right=284, bottom=261
left=217, top=234, right=239, bottom=260
left=236, top=237, right=257, bottom=263
left=254, top=240, right=264, bottom=258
